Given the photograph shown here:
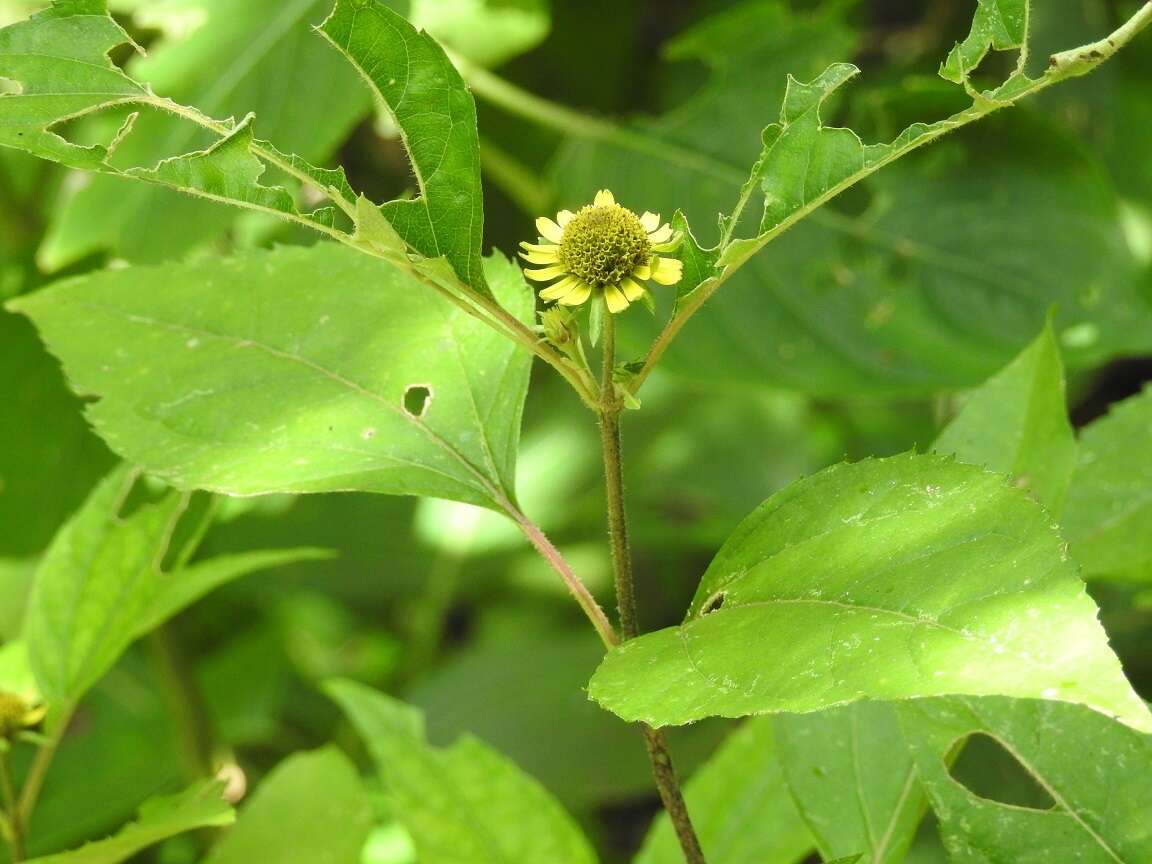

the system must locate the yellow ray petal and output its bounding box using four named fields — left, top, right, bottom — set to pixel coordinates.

left=558, top=281, right=593, bottom=306
left=640, top=211, right=661, bottom=232
left=604, top=284, right=630, bottom=313
left=632, top=262, right=652, bottom=280
left=650, top=256, right=683, bottom=286
left=620, top=277, right=645, bottom=301
left=557, top=209, right=576, bottom=226
left=594, top=189, right=616, bottom=206
left=520, top=241, right=559, bottom=254
left=540, top=275, right=580, bottom=301
left=535, top=216, right=564, bottom=244
left=518, top=249, right=560, bottom=265
left=524, top=264, right=568, bottom=282
left=647, top=224, right=673, bottom=244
